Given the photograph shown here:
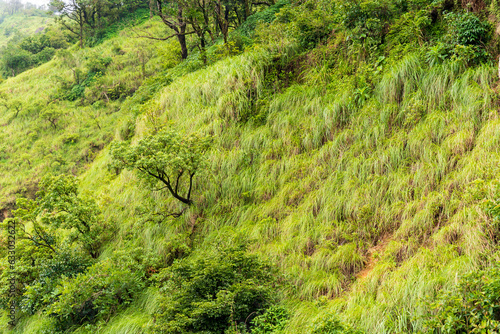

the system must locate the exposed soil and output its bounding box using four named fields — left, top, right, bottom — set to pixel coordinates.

left=356, top=234, right=391, bottom=280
